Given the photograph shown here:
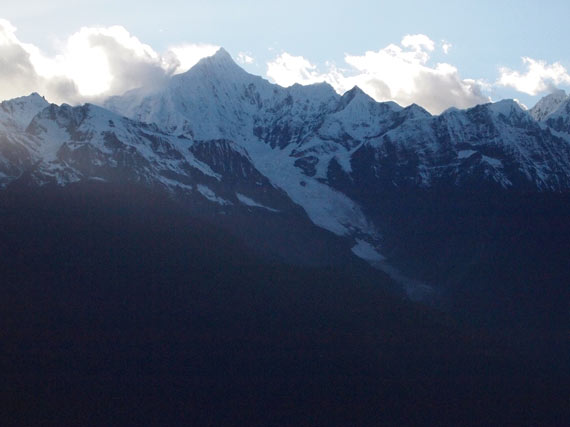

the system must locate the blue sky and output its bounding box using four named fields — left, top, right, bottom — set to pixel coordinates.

left=2, top=0, right=570, bottom=112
